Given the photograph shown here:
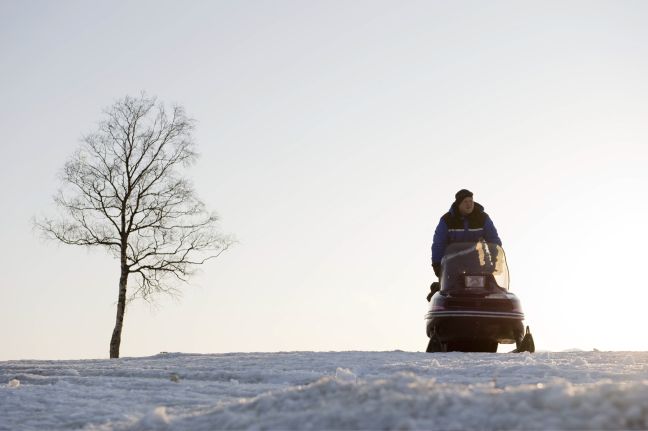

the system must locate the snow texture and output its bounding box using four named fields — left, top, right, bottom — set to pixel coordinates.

left=2, top=351, right=648, bottom=430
